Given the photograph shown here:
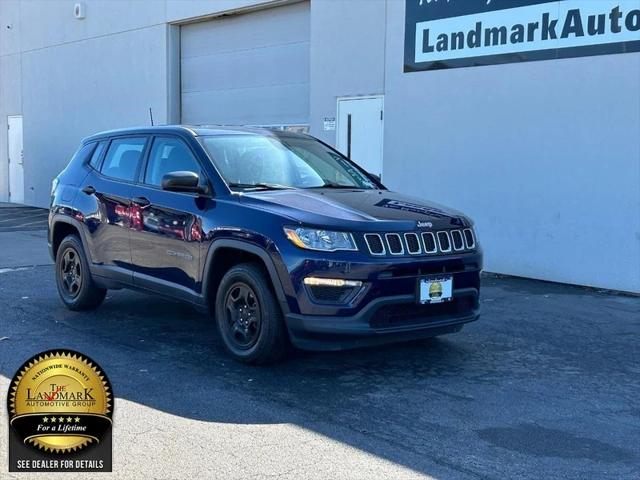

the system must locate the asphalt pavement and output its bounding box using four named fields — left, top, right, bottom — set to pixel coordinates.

left=0, top=210, right=638, bottom=479
left=0, top=203, right=49, bottom=232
